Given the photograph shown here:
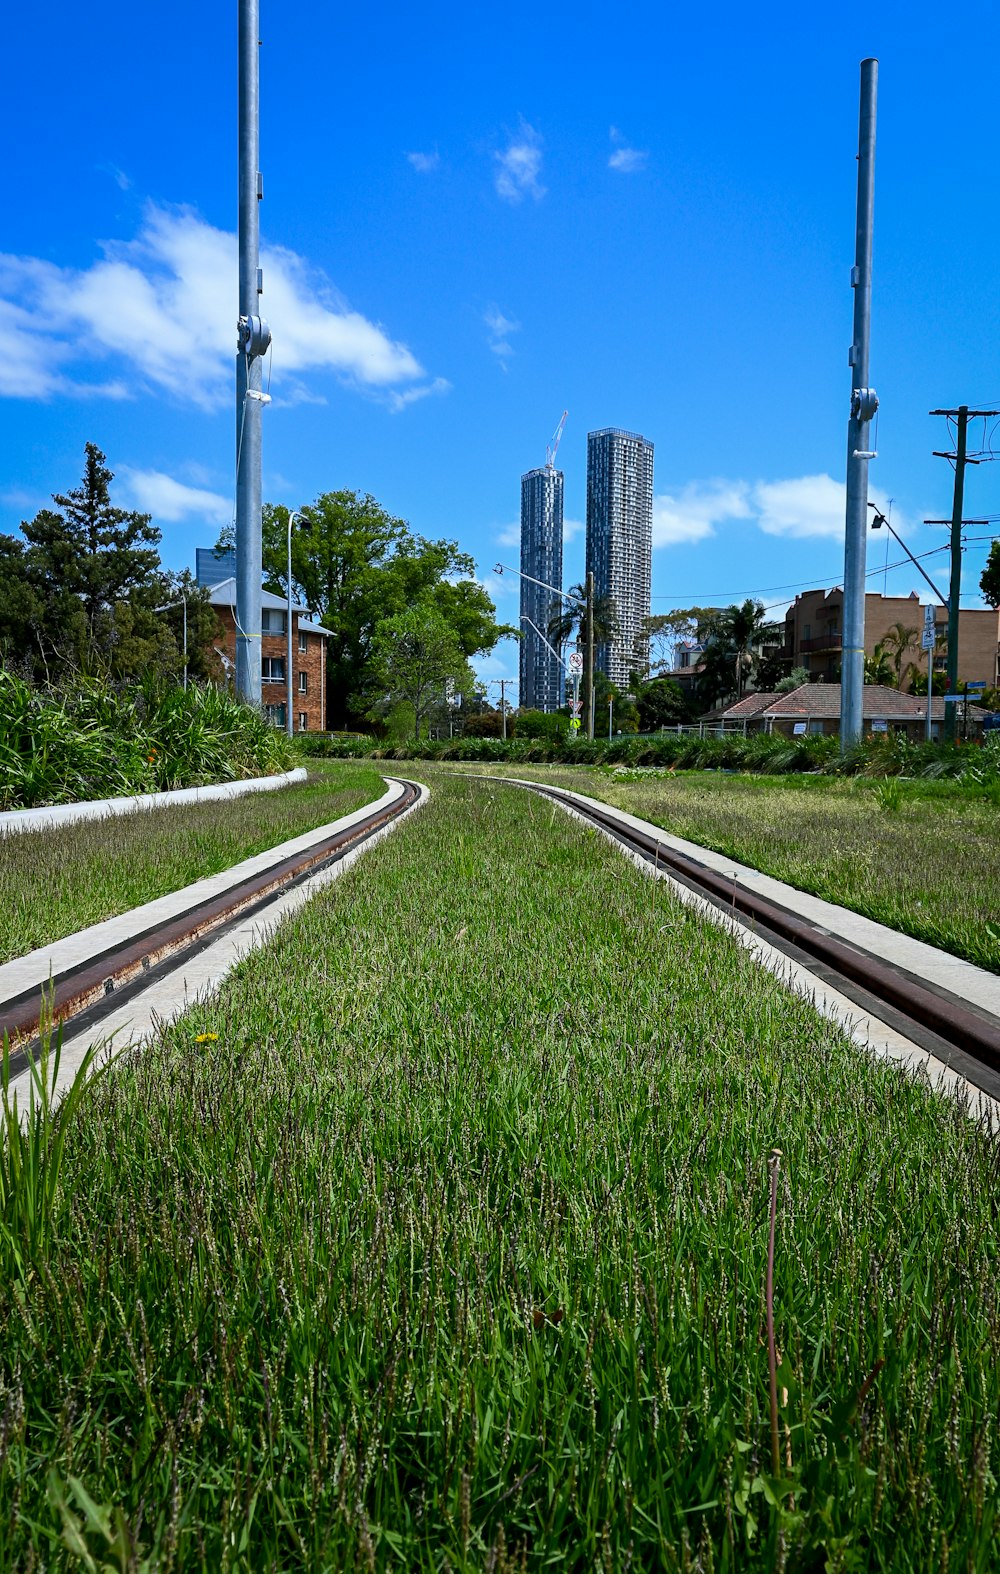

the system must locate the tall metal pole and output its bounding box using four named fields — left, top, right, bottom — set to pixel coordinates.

left=286, top=513, right=294, bottom=738
left=235, top=0, right=269, bottom=706
left=584, top=570, right=595, bottom=740
left=840, top=58, right=879, bottom=749
left=944, top=407, right=968, bottom=743
left=182, top=595, right=188, bottom=691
